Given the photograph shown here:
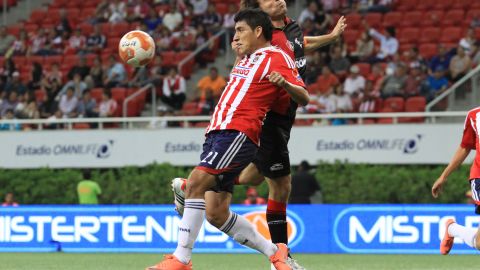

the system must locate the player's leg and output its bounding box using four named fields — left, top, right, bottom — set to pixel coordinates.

left=238, top=162, right=265, bottom=186
left=204, top=190, right=291, bottom=270
left=266, top=174, right=291, bottom=245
